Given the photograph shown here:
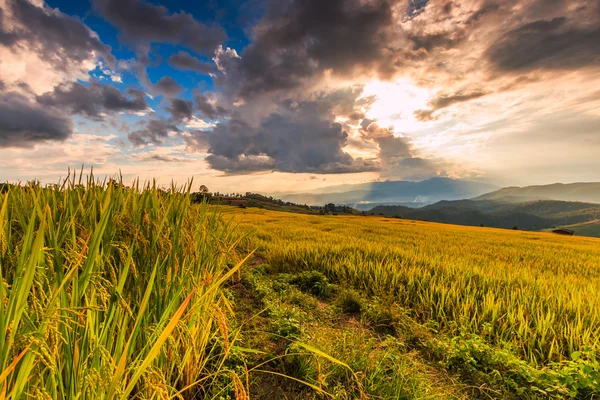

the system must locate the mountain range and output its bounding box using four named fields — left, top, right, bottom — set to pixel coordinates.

left=278, top=177, right=499, bottom=209
left=370, top=199, right=600, bottom=231
left=474, top=182, right=600, bottom=203
left=365, top=182, right=600, bottom=236
left=277, top=179, right=600, bottom=236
